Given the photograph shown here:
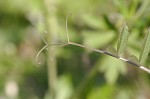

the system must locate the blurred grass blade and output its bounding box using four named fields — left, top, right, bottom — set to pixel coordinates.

left=139, top=29, right=150, bottom=64
left=117, top=23, right=129, bottom=55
